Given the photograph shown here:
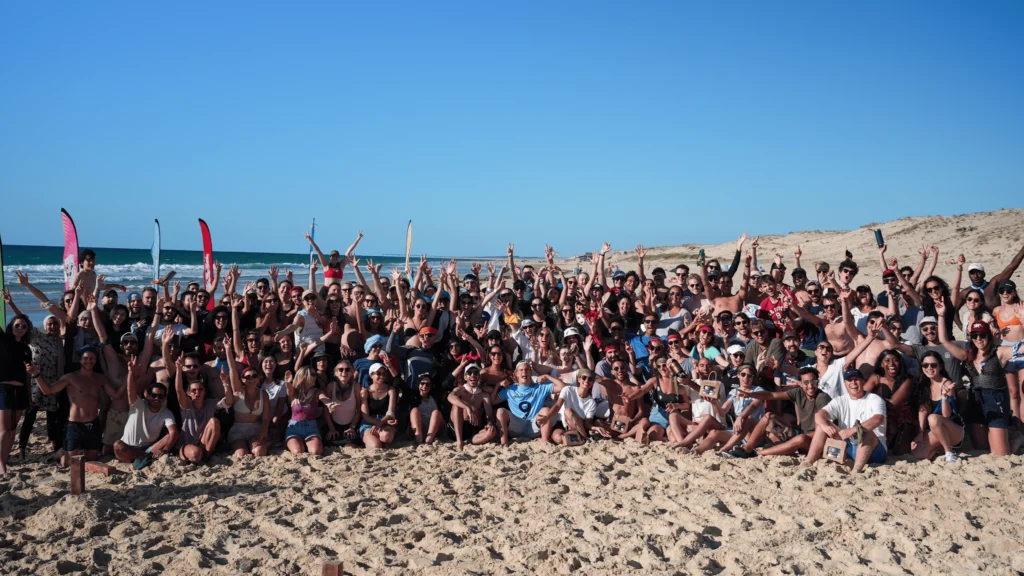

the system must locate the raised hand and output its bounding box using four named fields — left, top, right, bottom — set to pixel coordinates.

left=934, top=300, right=946, bottom=316
left=794, top=245, right=802, bottom=260
left=879, top=243, right=888, bottom=256
left=85, top=293, right=98, bottom=310
left=215, top=261, right=223, bottom=274
left=636, top=244, right=648, bottom=259
left=2, top=288, right=12, bottom=304
left=751, top=236, right=759, bottom=250
left=930, top=246, right=939, bottom=256
left=507, top=243, right=515, bottom=257
left=737, top=231, right=748, bottom=251
left=888, top=257, right=898, bottom=269
left=15, top=270, right=29, bottom=286
left=230, top=264, right=241, bottom=279
left=447, top=259, right=458, bottom=275
left=269, top=265, right=279, bottom=280
left=590, top=252, right=601, bottom=267
left=957, top=254, right=966, bottom=269
left=471, top=262, right=482, bottom=277
left=348, top=256, right=360, bottom=269
left=485, top=262, right=496, bottom=276
left=304, top=231, right=313, bottom=242
left=601, top=242, right=612, bottom=255
left=390, top=268, right=402, bottom=284
left=773, top=253, right=783, bottom=266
